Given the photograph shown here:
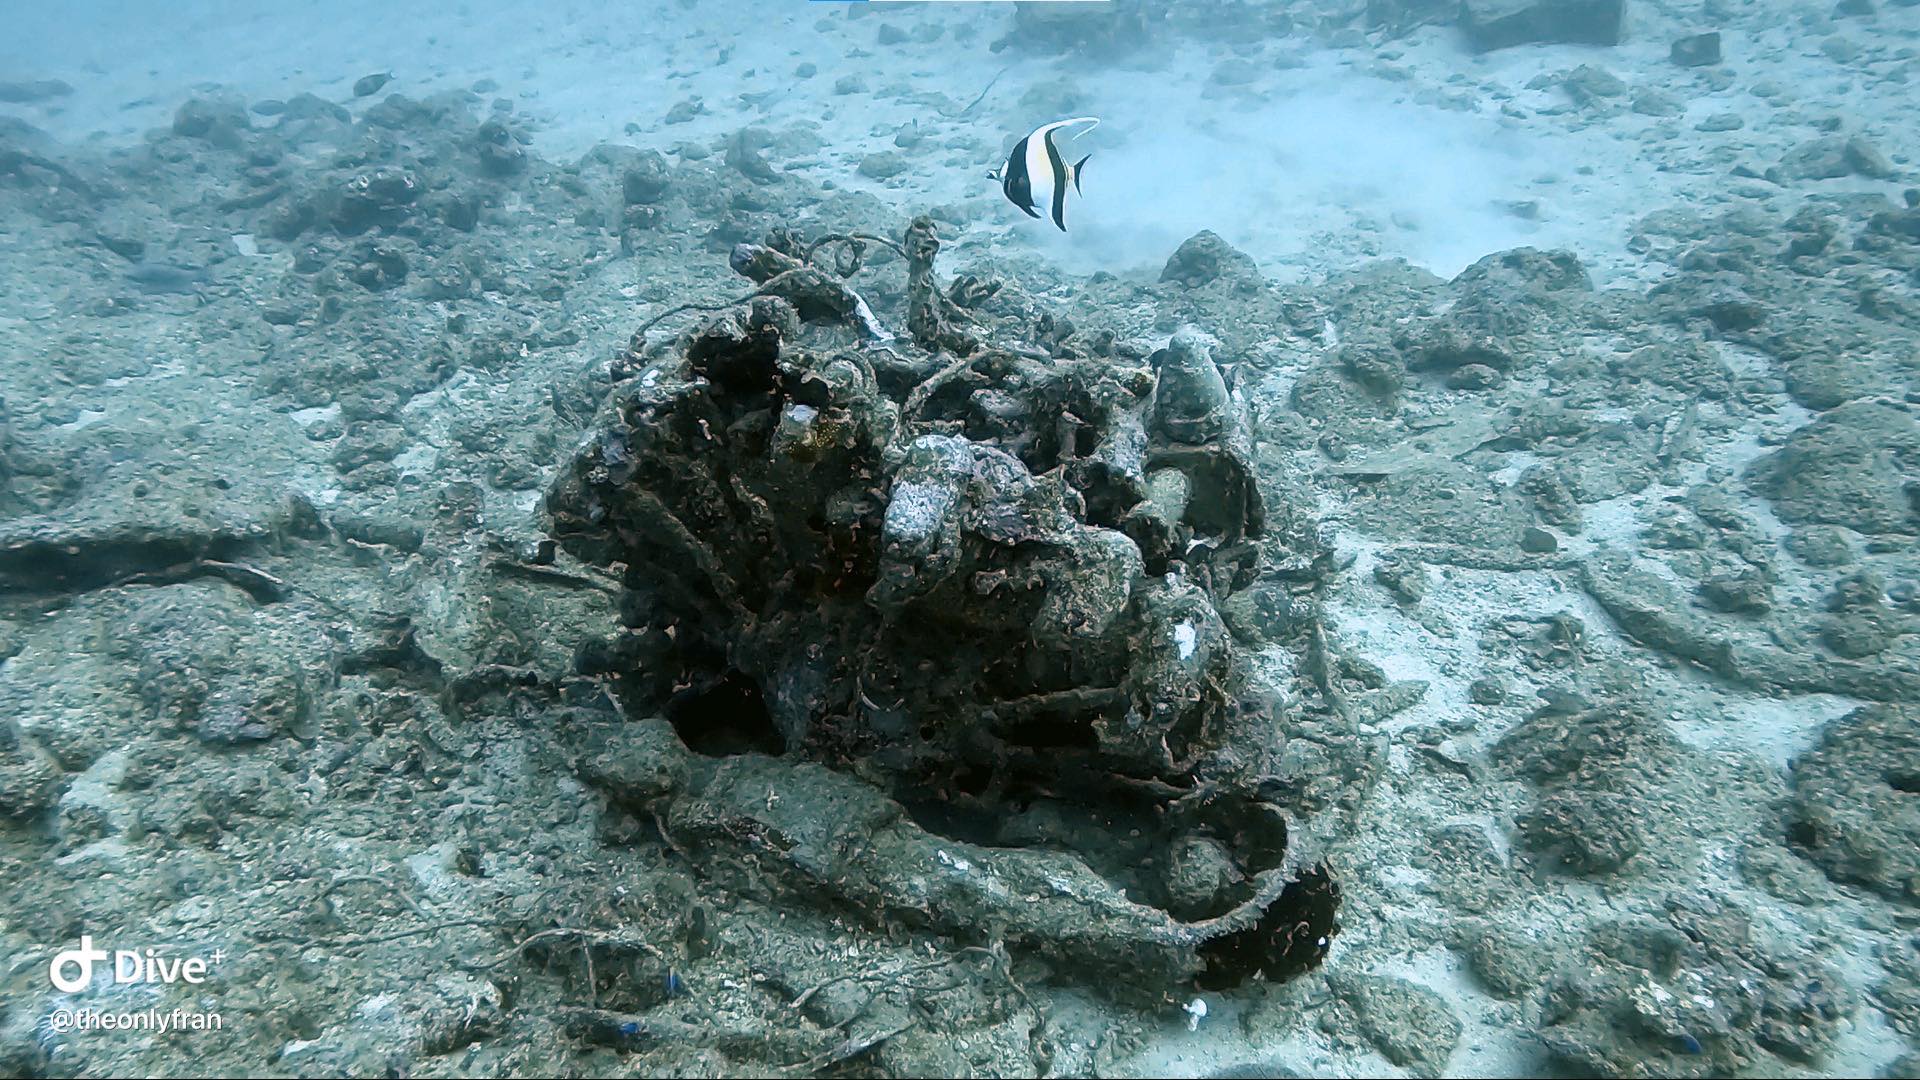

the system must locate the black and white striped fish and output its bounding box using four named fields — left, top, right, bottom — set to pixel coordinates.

left=988, top=117, right=1098, bottom=232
